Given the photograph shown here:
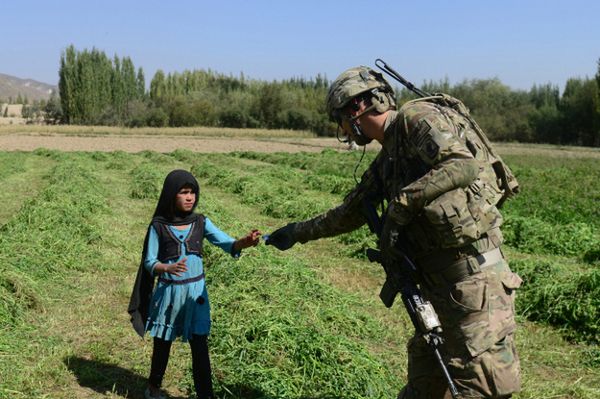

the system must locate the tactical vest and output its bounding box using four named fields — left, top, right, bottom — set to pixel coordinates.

left=152, top=215, right=205, bottom=262
left=404, top=94, right=519, bottom=206
left=392, top=96, right=518, bottom=252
